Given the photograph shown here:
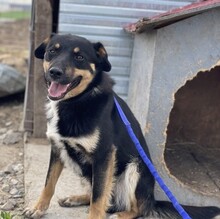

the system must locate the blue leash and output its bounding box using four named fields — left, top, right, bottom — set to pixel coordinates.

left=114, top=97, right=191, bottom=219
